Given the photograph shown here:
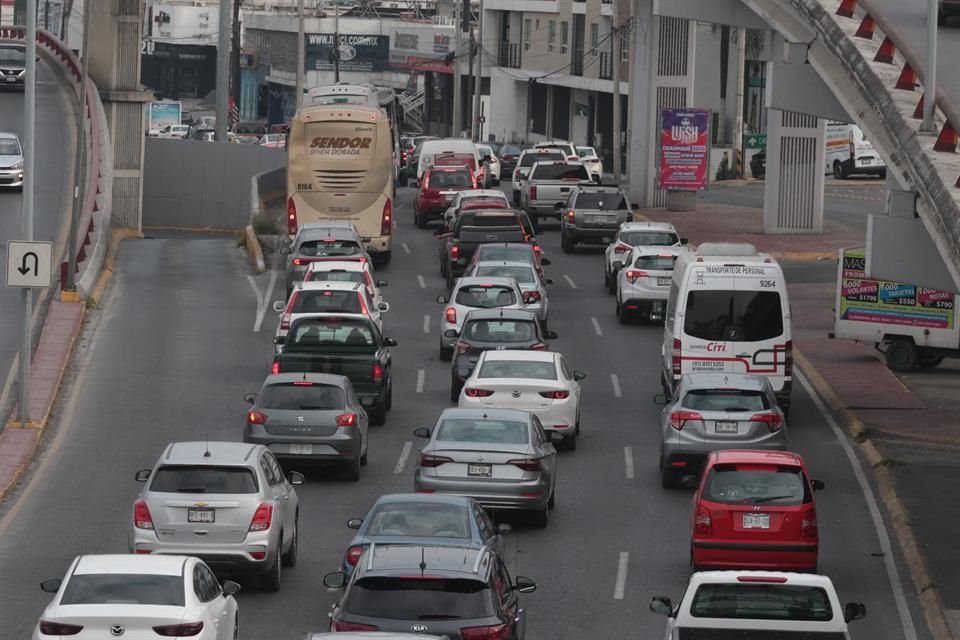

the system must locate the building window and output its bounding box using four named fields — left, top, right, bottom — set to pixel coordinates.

left=548, top=20, right=556, bottom=53
left=561, top=21, right=568, bottom=54
left=590, top=23, right=599, bottom=55
left=524, top=18, right=532, bottom=51
left=620, top=26, right=630, bottom=62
